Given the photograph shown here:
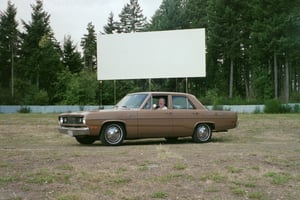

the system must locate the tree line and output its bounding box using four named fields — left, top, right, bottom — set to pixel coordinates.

left=0, top=0, right=299, bottom=106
